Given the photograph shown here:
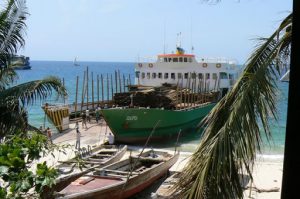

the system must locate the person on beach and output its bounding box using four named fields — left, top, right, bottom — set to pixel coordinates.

left=75, top=122, right=81, bottom=150
left=108, top=133, right=114, bottom=145
left=46, top=127, right=53, bottom=144
left=86, top=109, right=90, bottom=123
left=81, top=112, right=87, bottom=129
left=95, top=107, right=100, bottom=123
